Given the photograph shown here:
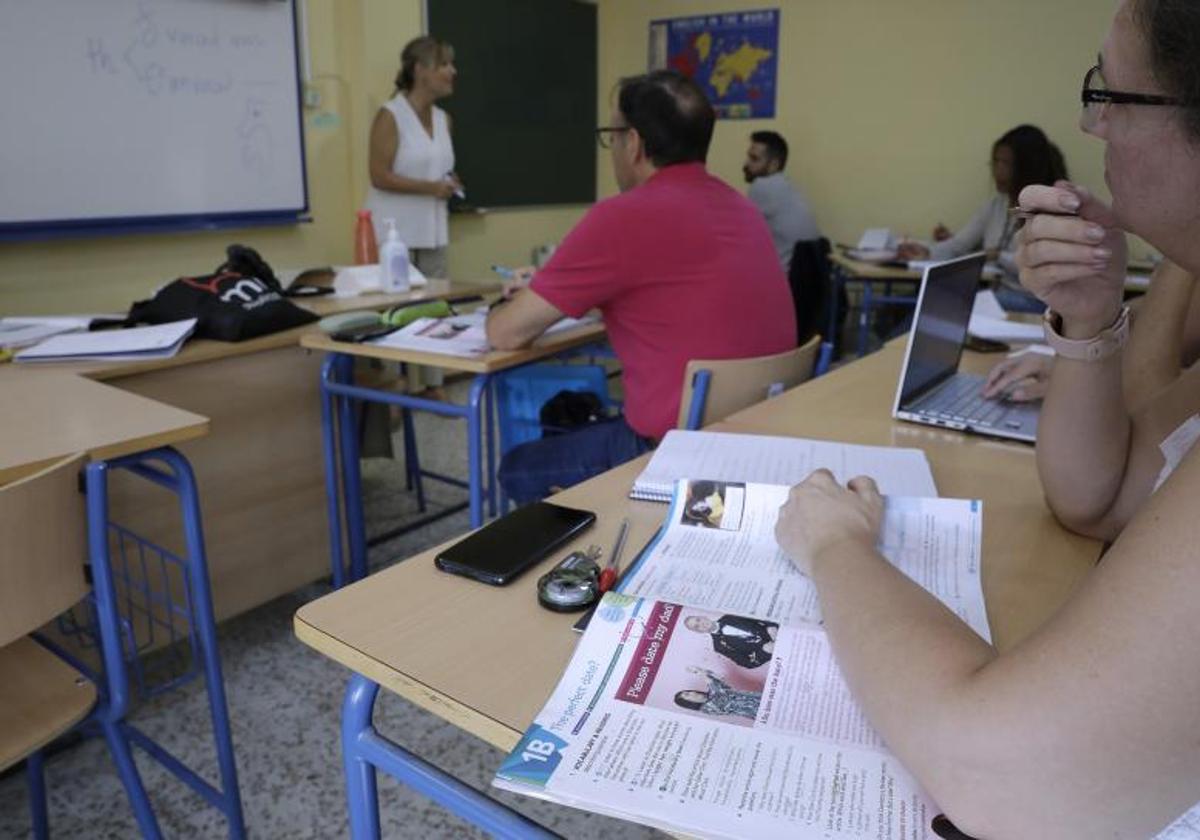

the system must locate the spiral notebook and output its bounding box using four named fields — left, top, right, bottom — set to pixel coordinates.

left=629, top=430, right=938, bottom=502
